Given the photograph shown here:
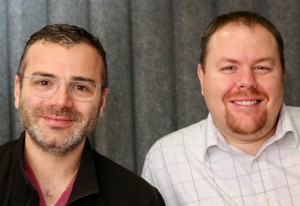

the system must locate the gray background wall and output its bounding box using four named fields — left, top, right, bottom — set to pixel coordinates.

left=1, top=0, right=300, bottom=174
